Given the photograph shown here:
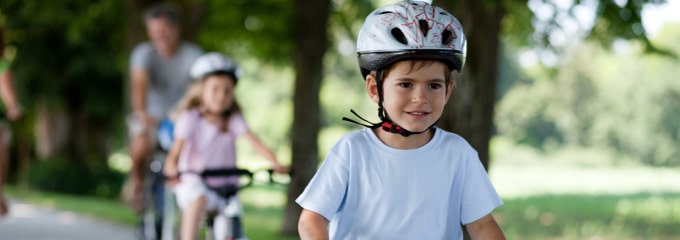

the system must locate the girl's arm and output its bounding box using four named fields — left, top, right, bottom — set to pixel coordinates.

left=465, top=213, right=506, bottom=240
left=241, top=131, right=287, bottom=173
left=163, top=138, right=185, bottom=186
left=298, top=209, right=329, bottom=240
